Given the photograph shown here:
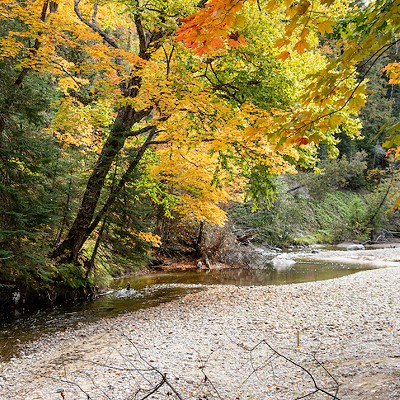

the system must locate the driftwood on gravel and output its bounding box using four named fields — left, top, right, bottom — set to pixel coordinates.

left=41, top=336, right=342, bottom=400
